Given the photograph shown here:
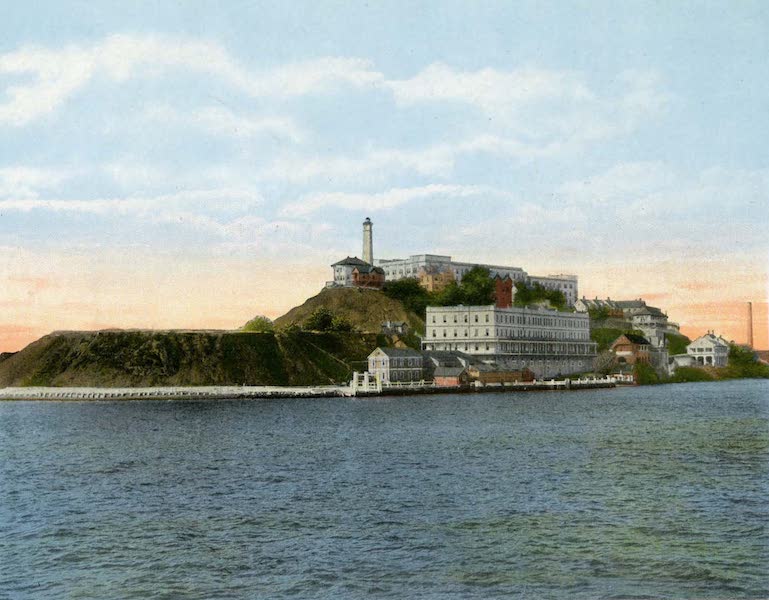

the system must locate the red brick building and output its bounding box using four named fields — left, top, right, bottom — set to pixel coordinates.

left=493, top=274, right=513, bottom=308
left=611, top=333, right=651, bottom=365
left=351, top=264, right=385, bottom=289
